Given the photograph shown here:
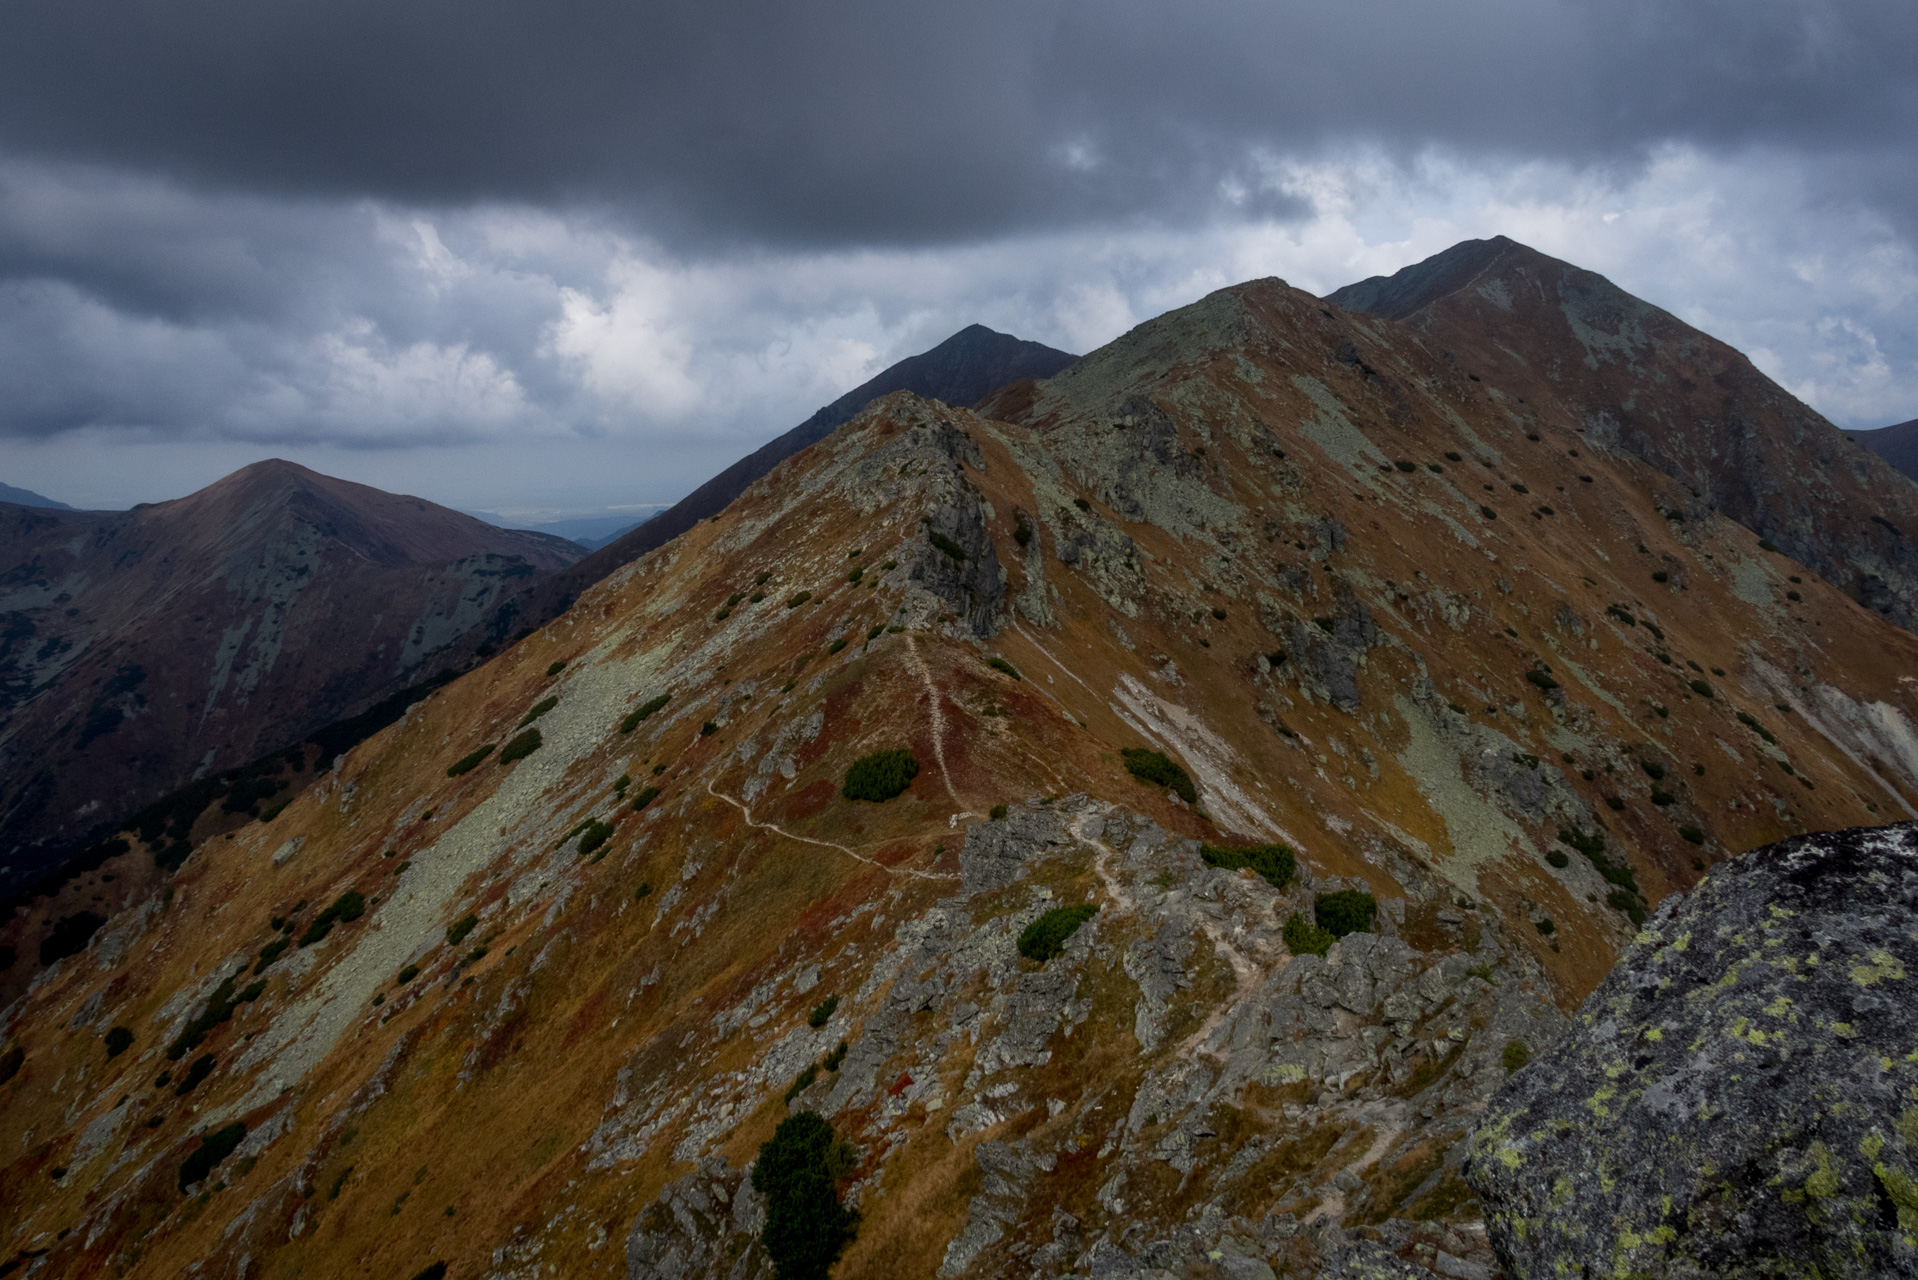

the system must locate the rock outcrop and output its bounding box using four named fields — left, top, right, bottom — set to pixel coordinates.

left=1466, top=821, right=1918, bottom=1278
